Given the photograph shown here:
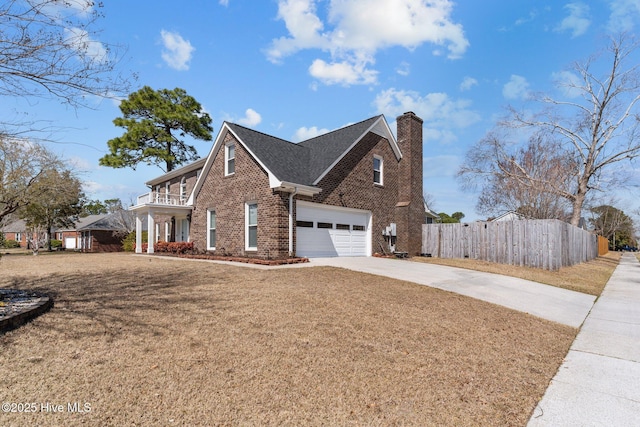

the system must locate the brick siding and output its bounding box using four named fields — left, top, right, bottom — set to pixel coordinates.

left=306, top=132, right=401, bottom=255
left=190, top=132, right=291, bottom=258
